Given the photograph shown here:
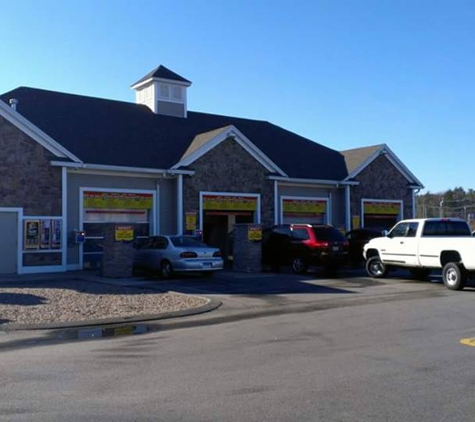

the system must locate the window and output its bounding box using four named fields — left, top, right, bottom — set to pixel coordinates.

left=390, top=222, right=419, bottom=238
left=312, top=226, right=346, bottom=241
left=405, top=223, right=419, bottom=237
left=172, top=85, right=183, bottom=100
left=422, top=221, right=471, bottom=237
left=159, top=83, right=170, bottom=99
left=170, top=236, right=207, bottom=248
left=291, top=228, right=310, bottom=240
left=152, top=237, right=168, bottom=249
